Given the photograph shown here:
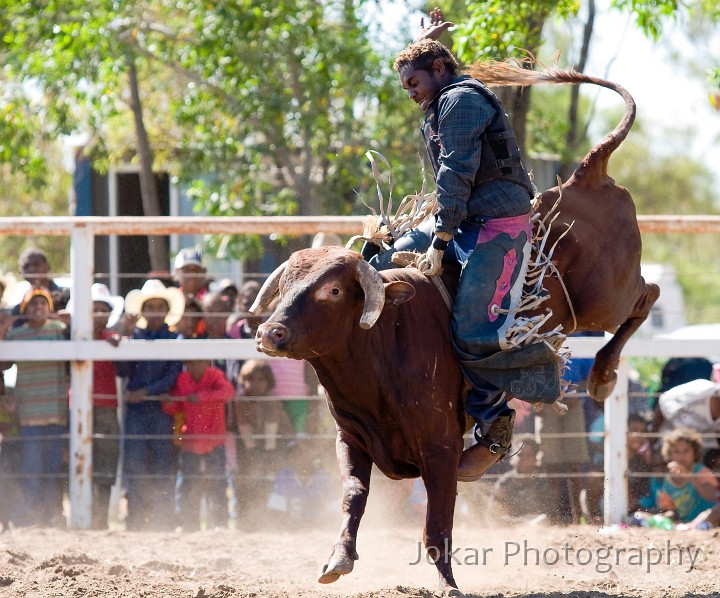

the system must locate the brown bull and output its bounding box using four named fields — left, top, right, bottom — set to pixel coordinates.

left=250, top=67, right=659, bottom=595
